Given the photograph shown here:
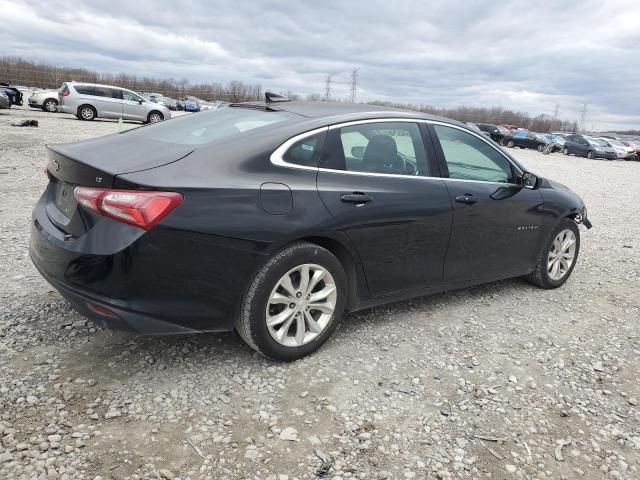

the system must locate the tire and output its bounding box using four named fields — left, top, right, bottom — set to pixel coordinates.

left=78, top=105, right=96, bottom=121
left=506, top=140, right=514, bottom=148
left=147, top=111, right=163, bottom=124
left=526, top=218, right=580, bottom=289
left=237, top=242, right=347, bottom=361
left=563, top=147, right=569, bottom=155
left=587, top=150, right=594, bottom=159
left=537, top=144, right=544, bottom=152
left=43, top=98, right=58, bottom=113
